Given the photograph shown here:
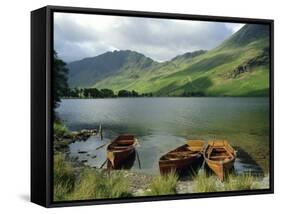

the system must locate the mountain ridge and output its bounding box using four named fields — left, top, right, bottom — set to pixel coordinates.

left=67, top=24, right=270, bottom=96
left=67, top=50, right=157, bottom=88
